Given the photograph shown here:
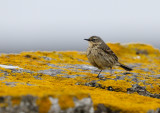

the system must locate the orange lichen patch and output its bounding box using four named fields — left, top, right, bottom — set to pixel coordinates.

left=108, top=43, right=160, bottom=66
left=0, top=67, right=12, bottom=73
left=127, top=43, right=160, bottom=55
left=145, top=79, right=160, bottom=94
left=11, top=97, right=21, bottom=106
left=0, top=73, right=4, bottom=77
left=58, top=95, right=75, bottom=110
left=58, top=93, right=90, bottom=110
left=108, top=43, right=136, bottom=56
left=98, top=79, right=132, bottom=92
left=33, top=51, right=88, bottom=65
left=75, top=93, right=90, bottom=100
left=0, top=53, right=51, bottom=71
left=0, top=103, right=8, bottom=108
left=91, top=91, right=160, bottom=113
left=37, top=96, right=52, bottom=113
